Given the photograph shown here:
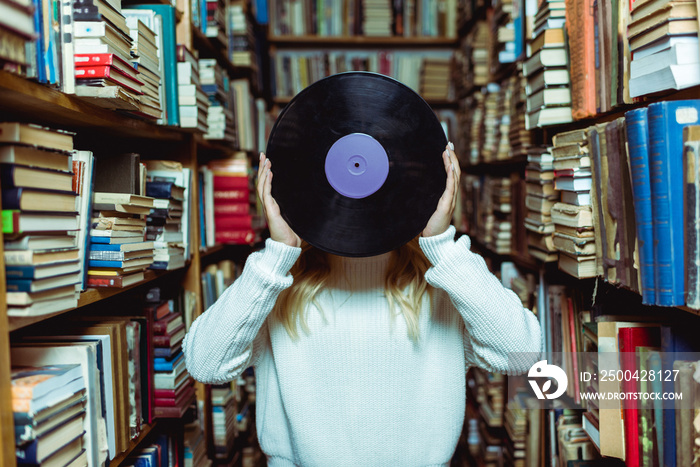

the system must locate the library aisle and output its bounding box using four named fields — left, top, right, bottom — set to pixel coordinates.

left=1, top=0, right=700, bottom=465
